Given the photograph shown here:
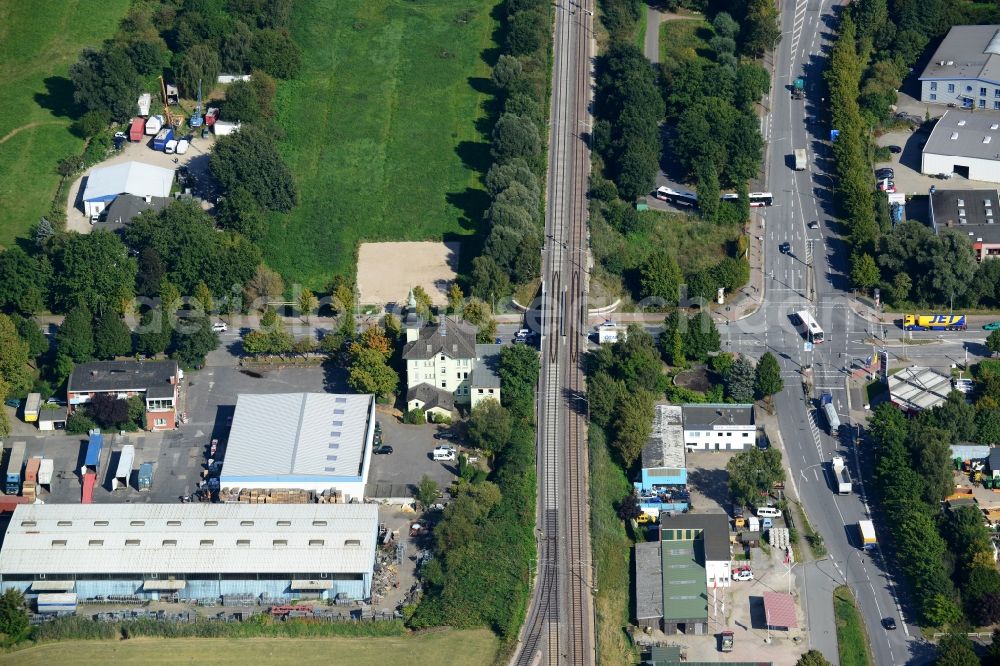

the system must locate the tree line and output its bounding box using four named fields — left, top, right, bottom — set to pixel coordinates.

left=409, top=345, right=540, bottom=640
left=869, top=359, right=1000, bottom=627
left=468, top=0, right=553, bottom=302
